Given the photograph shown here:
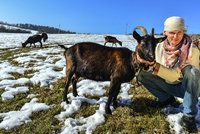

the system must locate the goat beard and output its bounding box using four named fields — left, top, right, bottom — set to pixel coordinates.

left=136, top=51, right=155, bottom=70
left=138, top=50, right=154, bottom=62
